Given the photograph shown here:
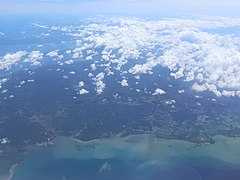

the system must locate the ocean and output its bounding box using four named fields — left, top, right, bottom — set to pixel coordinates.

left=11, top=135, right=240, bottom=180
